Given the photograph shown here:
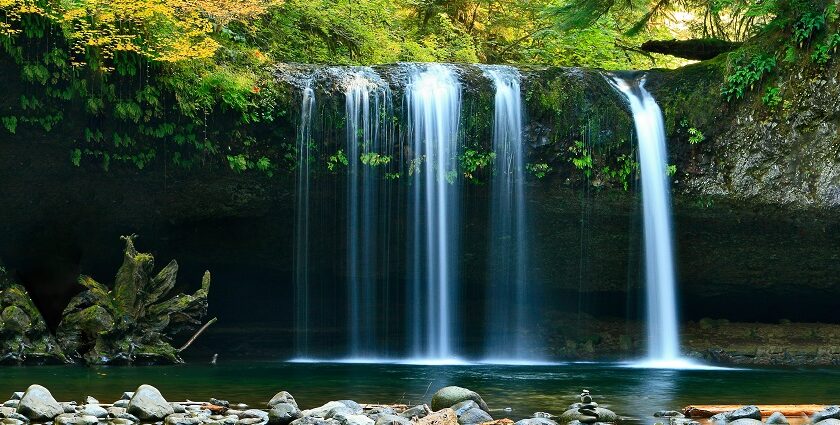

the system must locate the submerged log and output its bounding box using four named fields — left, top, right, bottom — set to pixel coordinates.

left=683, top=405, right=826, bottom=418
left=640, top=39, right=742, bottom=60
